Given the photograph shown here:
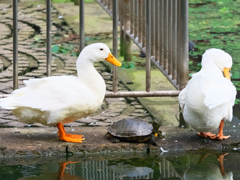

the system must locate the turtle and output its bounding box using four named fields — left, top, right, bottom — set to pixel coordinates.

left=105, top=118, right=163, bottom=146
